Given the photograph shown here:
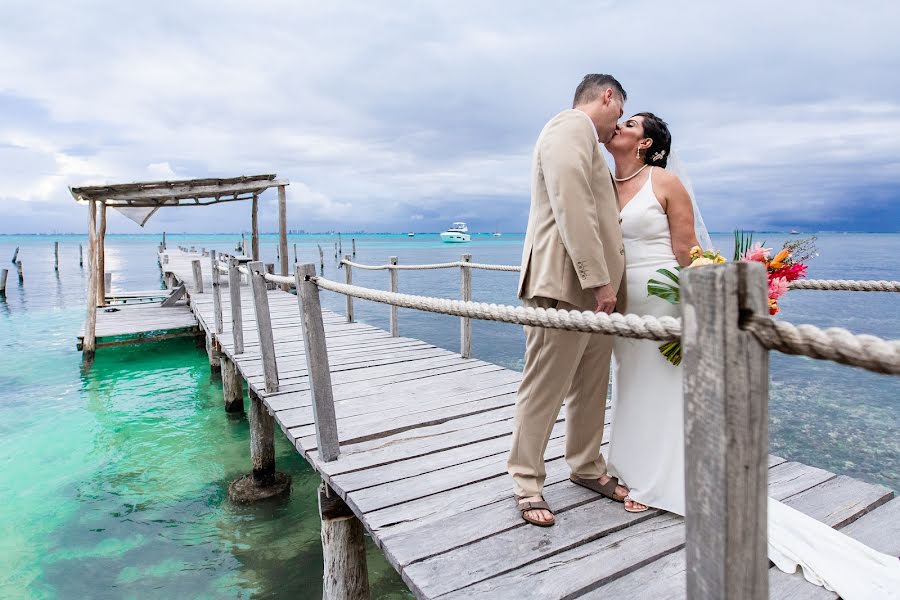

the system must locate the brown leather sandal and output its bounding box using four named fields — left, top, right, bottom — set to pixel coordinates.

left=570, top=475, right=628, bottom=502
left=516, top=496, right=555, bottom=527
